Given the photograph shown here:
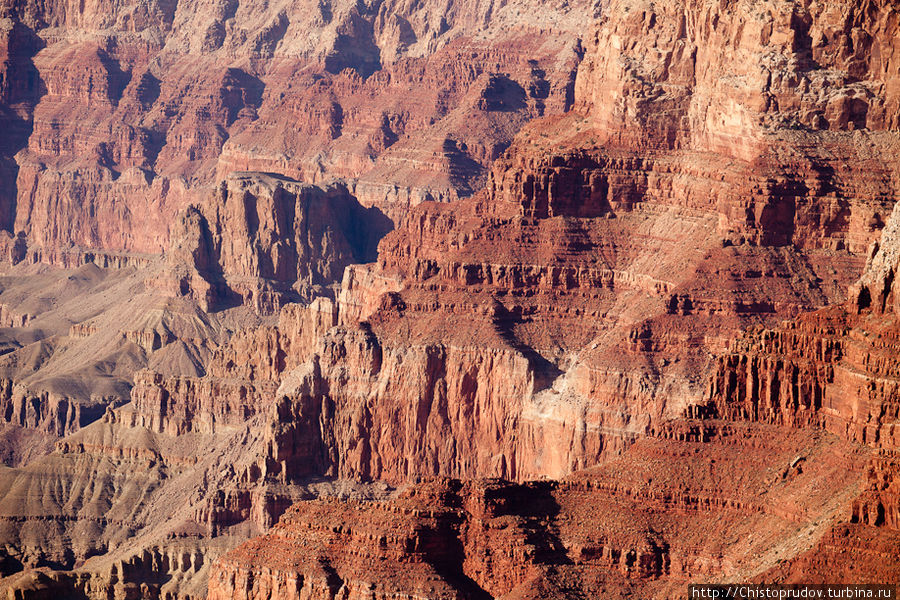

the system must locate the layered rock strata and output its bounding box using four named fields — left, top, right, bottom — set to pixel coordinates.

left=0, top=0, right=590, bottom=270
left=242, top=0, right=900, bottom=483
left=209, top=424, right=884, bottom=599
left=169, top=173, right=392, bottom=312
left=203, top=0, right=900, bottom=596
left=0, top=394, right=394, bottom=599
left=1, top=0, right=900, bottom=598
